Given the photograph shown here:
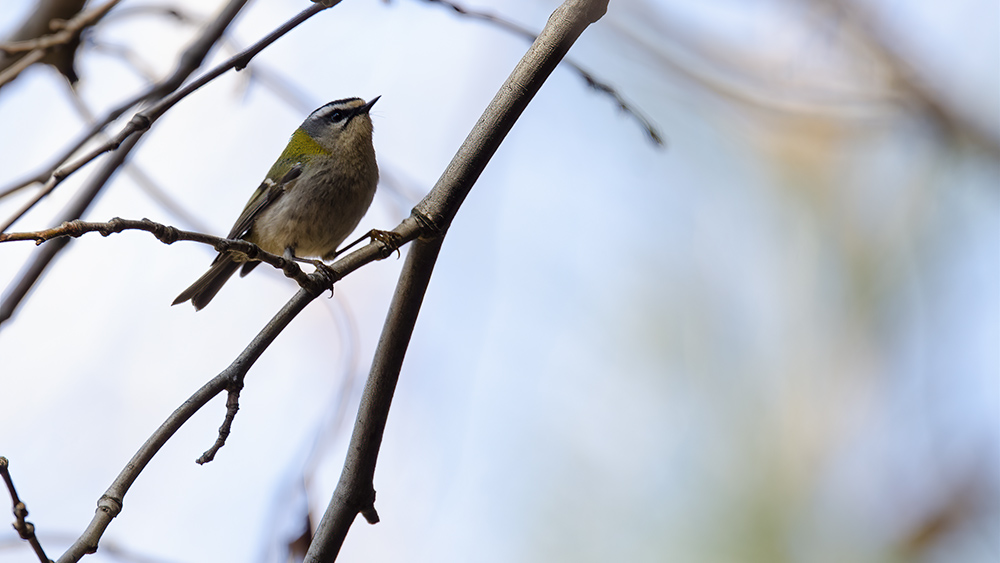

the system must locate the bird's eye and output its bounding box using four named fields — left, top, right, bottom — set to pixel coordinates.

left=328, top=110, right=345, bottom=122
